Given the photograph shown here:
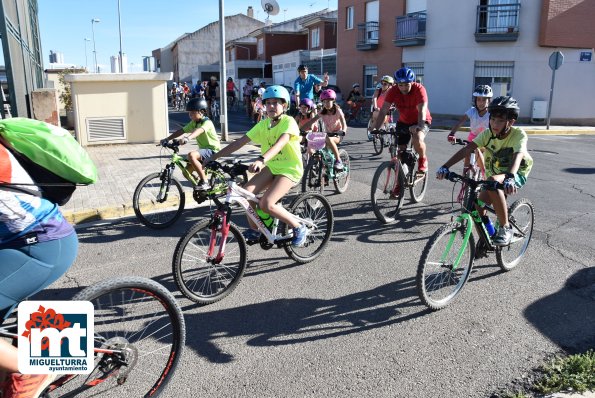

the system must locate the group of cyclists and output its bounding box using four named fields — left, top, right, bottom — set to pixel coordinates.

left=169, top=76, right=225, bottom=118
